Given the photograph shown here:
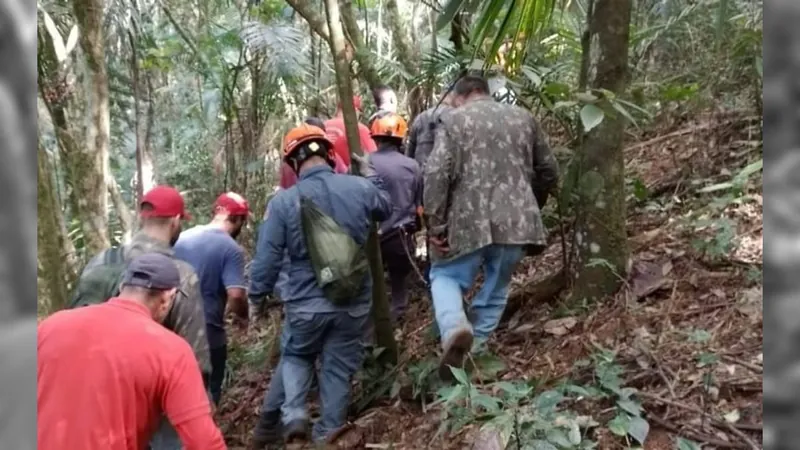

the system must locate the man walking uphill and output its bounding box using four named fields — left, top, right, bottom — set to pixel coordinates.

left=369, top=112, right=423, bottom=324
left=39, top=253, right=226, bottom=450
left=423, top=75, right=559, bottom=380
left=70, top=185, right=210, bottom=450
left=174, top=192, right=251, bottom=405
left=248, top=123, right=391, bottom=447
